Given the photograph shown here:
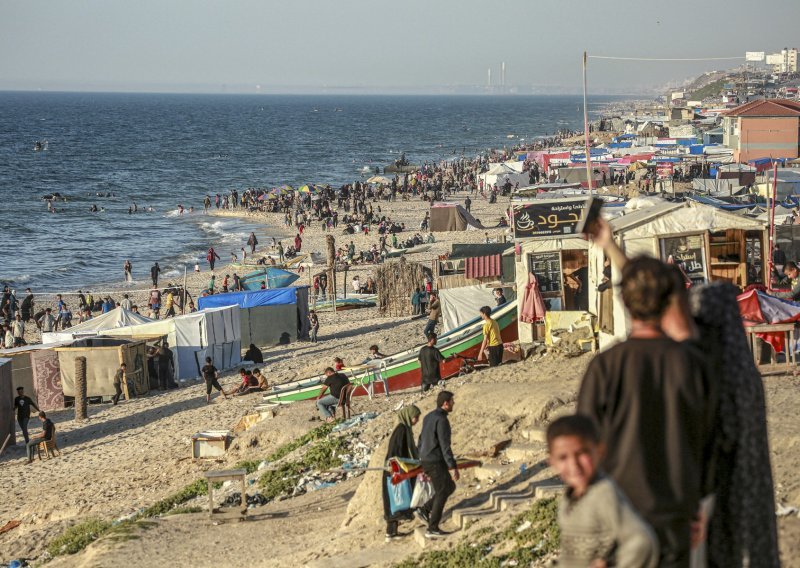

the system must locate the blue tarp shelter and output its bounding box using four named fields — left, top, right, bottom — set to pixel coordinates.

left=198, top=287, right=310, bottom=347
